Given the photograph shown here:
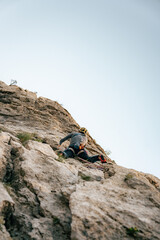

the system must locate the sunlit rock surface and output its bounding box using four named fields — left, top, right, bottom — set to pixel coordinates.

left=0, top=81, right=160, bottom=240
